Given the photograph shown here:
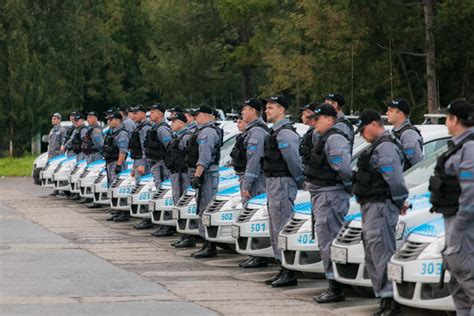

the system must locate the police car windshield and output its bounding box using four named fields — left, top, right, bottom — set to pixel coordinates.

left=403, top=144, right=447, bottom=189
